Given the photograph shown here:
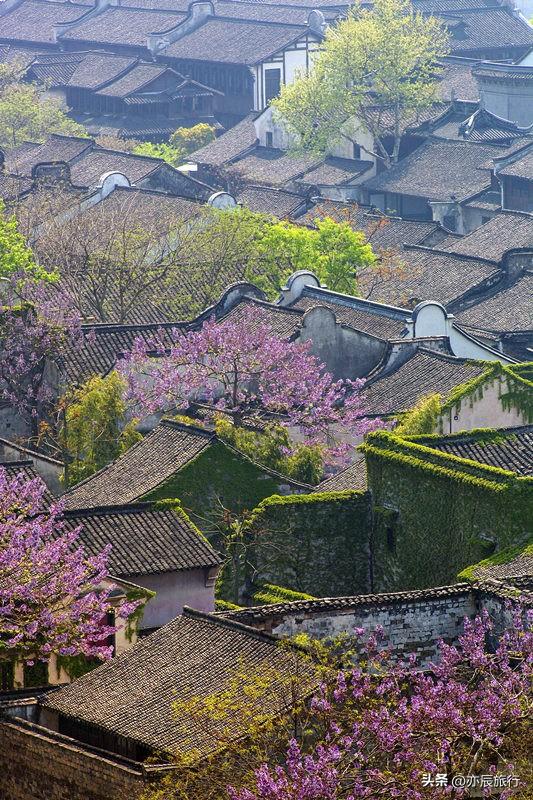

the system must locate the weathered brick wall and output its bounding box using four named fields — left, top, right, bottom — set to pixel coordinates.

left=249, top=588, right=478, bottom=664
left=0, top=719, right=146, bottom=800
